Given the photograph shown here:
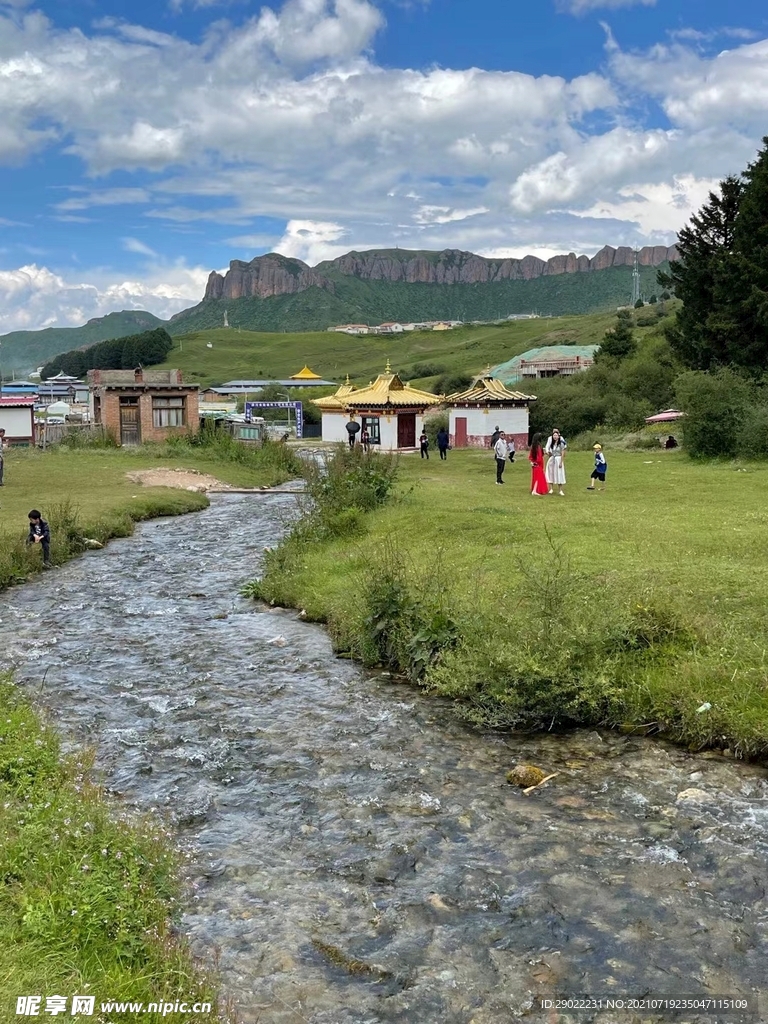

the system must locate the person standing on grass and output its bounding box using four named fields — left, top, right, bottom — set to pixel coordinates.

left=27, top=510, right=52, bottom=568
left=490, top=425, right=501, bottom=448
left=528, top=433, right=549, bottom=496
left=545, top=428, right=567, bottom=496
left=437, top=426, right=449, bottom=460
left=360, top=426, right=370, bottom=453
left=419, top=429, right=430, bottom=459
left=345, top=416, right=360, bottom=449
left=0, top=428, right=6, bottom=486
left=587, top=444, right=607, bottom=491
left=494, top=430, right=509, bottom=484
